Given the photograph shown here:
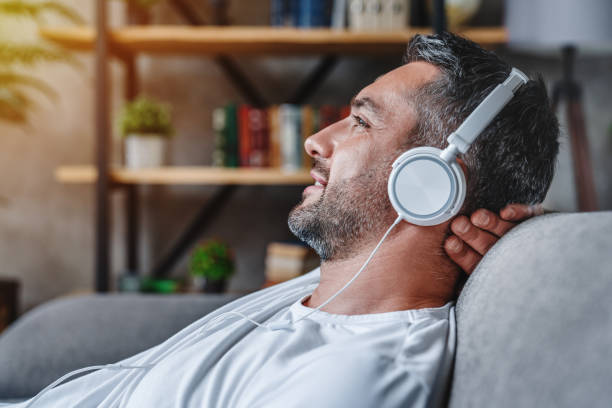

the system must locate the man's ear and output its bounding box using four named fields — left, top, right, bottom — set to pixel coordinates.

left=456, top=158, right=469, bottom=181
